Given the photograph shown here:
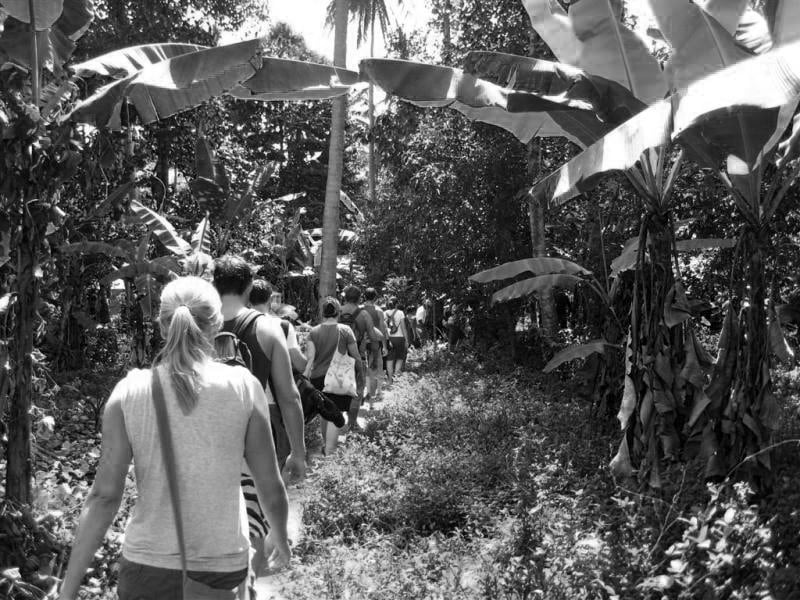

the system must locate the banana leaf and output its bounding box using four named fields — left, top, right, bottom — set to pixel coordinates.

left=463, top=51, right=646, bottom=127
left=767, top=0, right=800, bottom=46
left=129, top=200, right=191, bottom=257
left=470, top=257, right=590, bottom=283
left=698, top=0, right=749, bottom=34
left=532, top=41, right=800, bottom=205
left=71, top=43, right=206, bottom=78
left=648, top=0, right=752, bottom=93
left=230, top=57, right=358, bottom=101
left=543, top=339, right=620, bottom=373
left=0, top=0, right=93, bottom=72
left=1, top=0, right=63, bottom=30
left=491, top=273, right=583, bottom=304
left=67, top=38, right=264, bottom=128
left=191, top=215, right=212, bottom=255
left=522, top=0, right=665, bottom=104
left=360, top=57, right=605, bottom=147
left=68, top=41, right=360, bottom=128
